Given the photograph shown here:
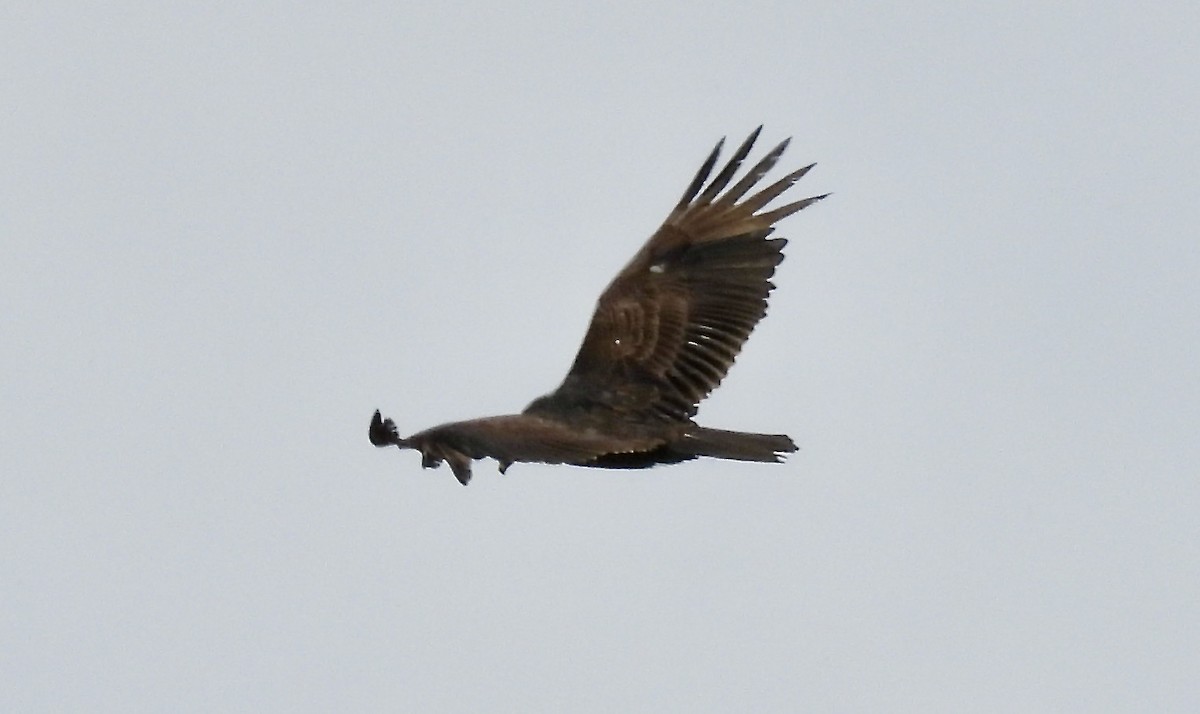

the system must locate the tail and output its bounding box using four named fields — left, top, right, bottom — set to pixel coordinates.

left=678, top=426, right=797, bottom=463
